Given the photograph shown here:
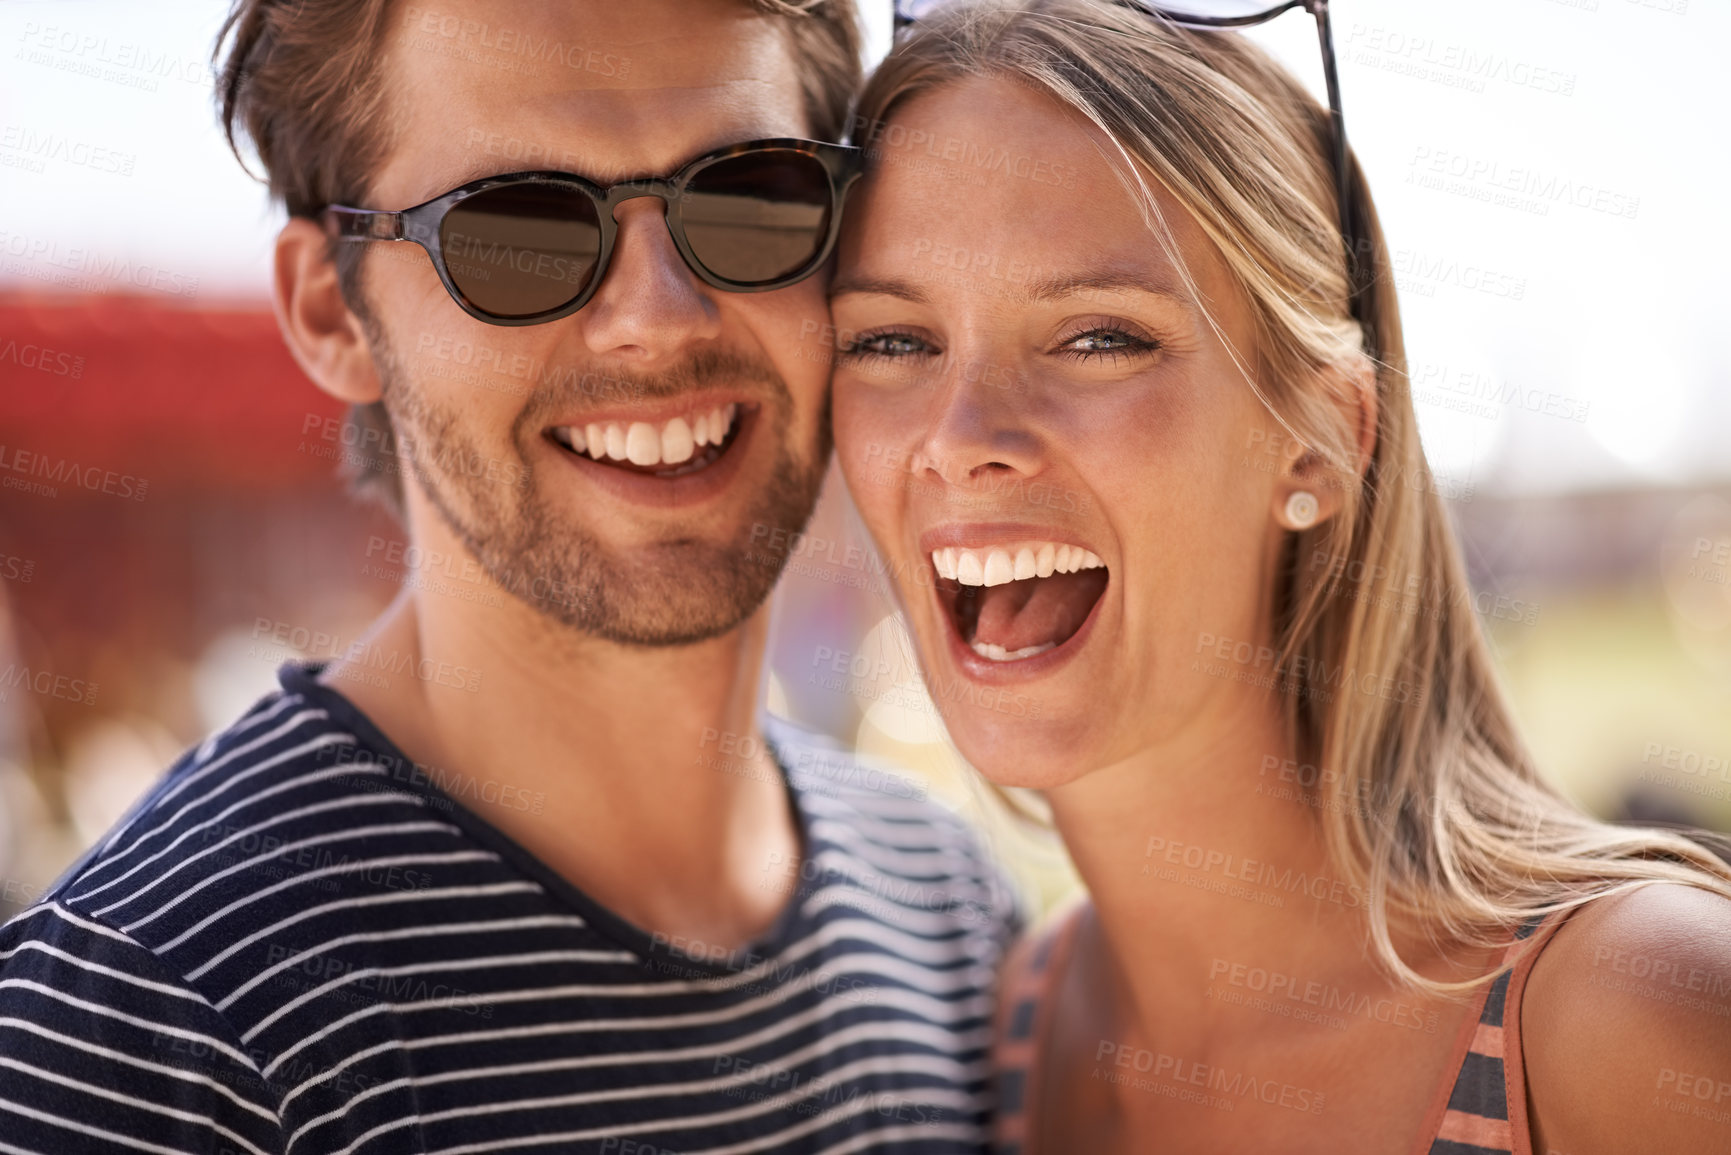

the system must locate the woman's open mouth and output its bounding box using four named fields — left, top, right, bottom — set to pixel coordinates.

left=929, top=541, right=1108, bottom=665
